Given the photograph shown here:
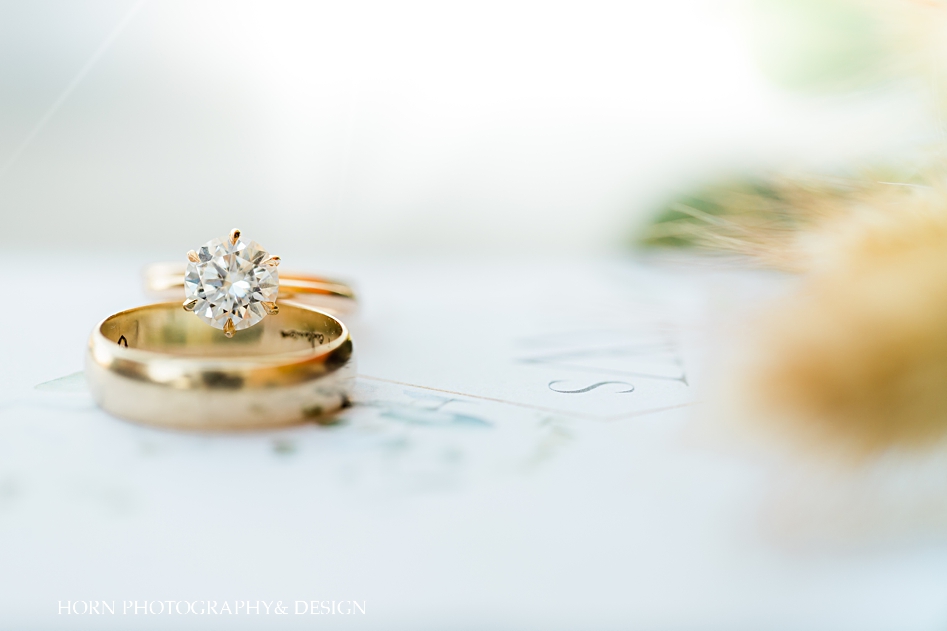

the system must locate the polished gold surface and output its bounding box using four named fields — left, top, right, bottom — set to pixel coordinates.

left=182, top=298, right=198, bottom=311
left=186, top=249, right=200, bottom=263
left=85, top=302, right=355, bottom=429
left=223, top=318, right=236, bottom=338
left=145, top=263, right=357, bottom=316
left=262, top=301, right=279, bottom=315
left=229, top=227, right=241, bottom=245
left=263, top=255, right=281, bottom=267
